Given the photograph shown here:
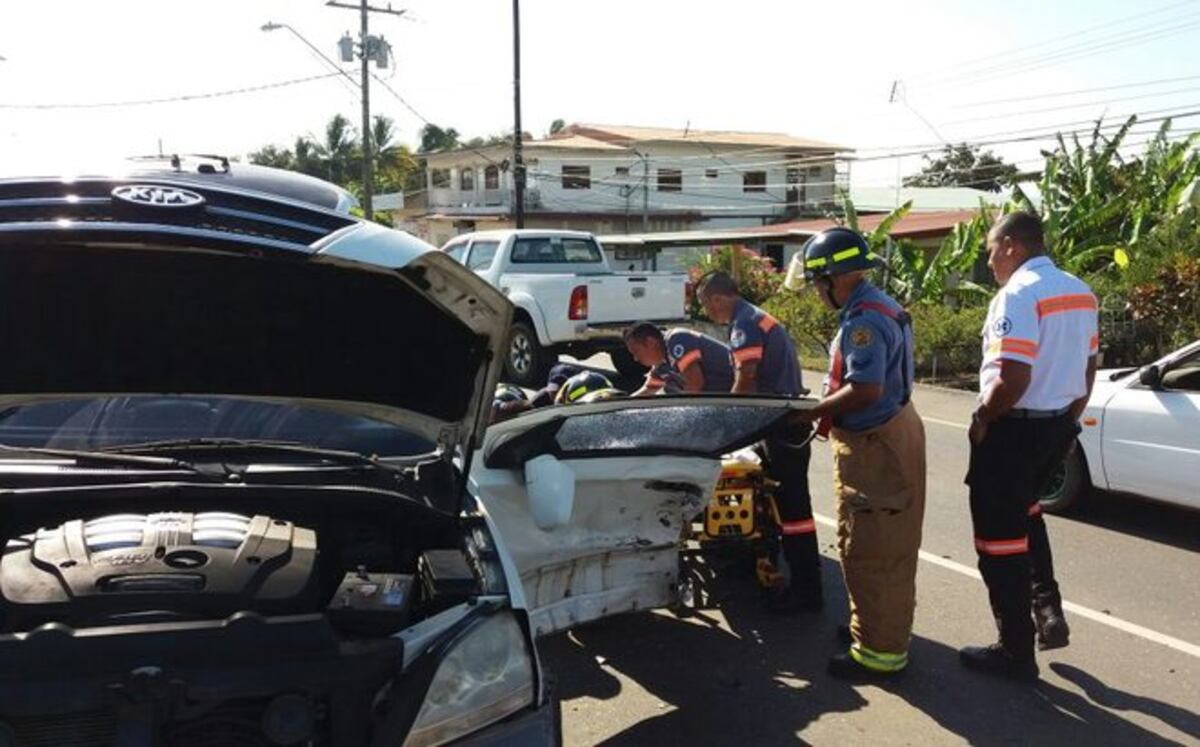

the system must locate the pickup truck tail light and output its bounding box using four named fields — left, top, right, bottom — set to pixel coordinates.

left=568, top=285, right=589, bottom=320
